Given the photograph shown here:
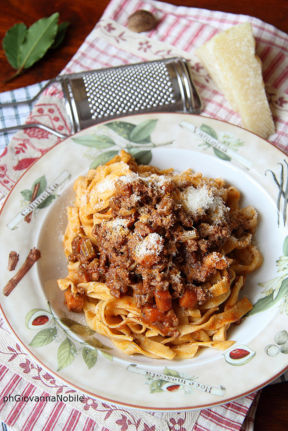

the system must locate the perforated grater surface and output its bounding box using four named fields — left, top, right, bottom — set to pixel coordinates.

left=61, top=57, right=202, bottom=133
left=0, top=57, right=202, bottom=138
